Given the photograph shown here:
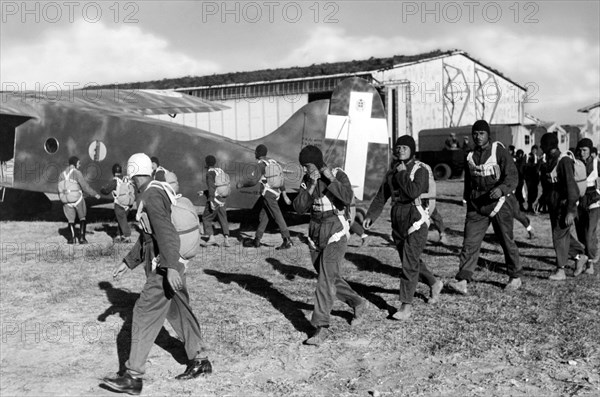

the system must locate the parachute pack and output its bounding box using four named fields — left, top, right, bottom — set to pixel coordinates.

left=260, top=159, right=284, bottom=189
left=210, top=167, right=231, bottom=198
left=156, top=166, right=179, bottom=194
left=331, top=167, right=356, bottom=224
left=549, top=151, right=587, bottom=197
left=139, top=181, right=201, bottom=260
left=410, top=160, right=437, bottom=213
left=58, top=168, right=82, bottom=205
left=113, top=176, right=136, bottom=208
